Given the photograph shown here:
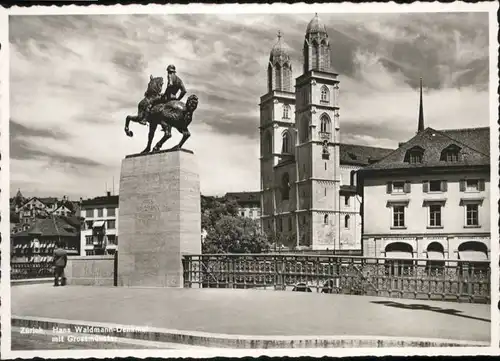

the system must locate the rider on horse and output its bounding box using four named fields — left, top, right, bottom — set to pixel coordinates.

left=146, top=64, right=186, bottom=115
